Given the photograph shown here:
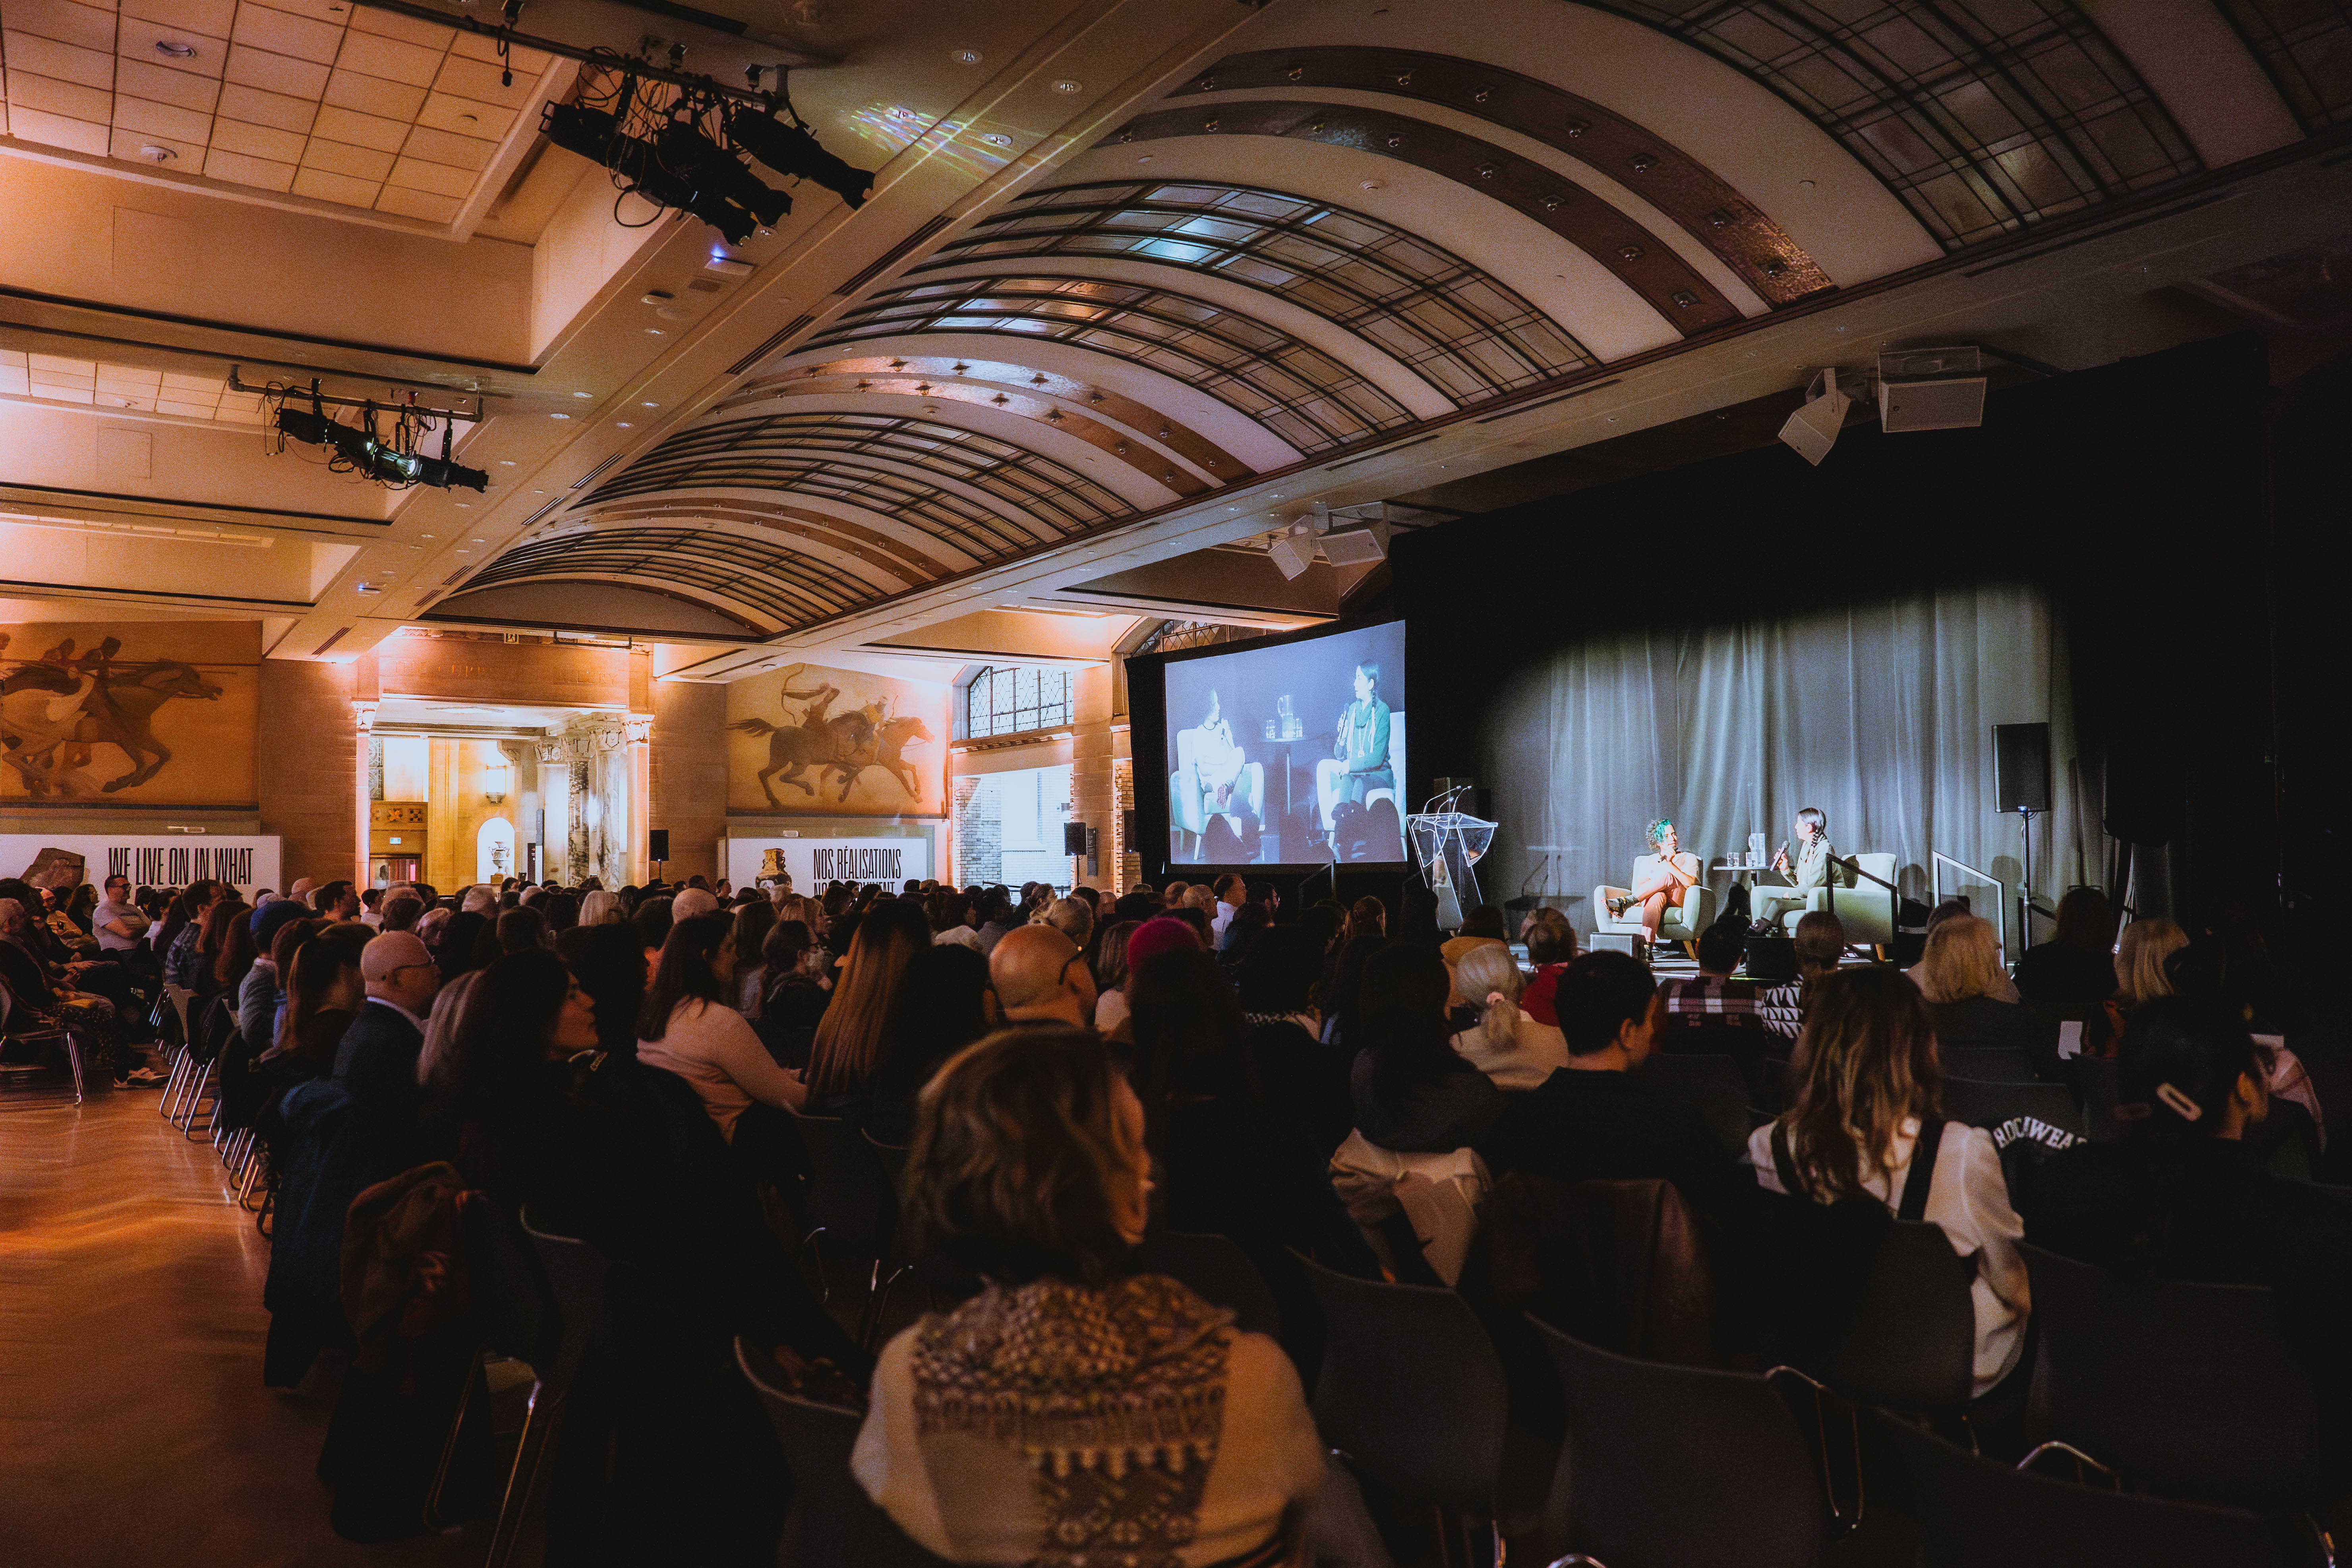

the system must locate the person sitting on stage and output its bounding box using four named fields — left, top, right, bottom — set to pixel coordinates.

left=1182, top=690, right=1257, bottom=858
left=1602, top=818, right=1702, bottom=944
left=1756, top=807, right=1838, bottom=930
left=1331, top=661, right=1394, bottom=806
